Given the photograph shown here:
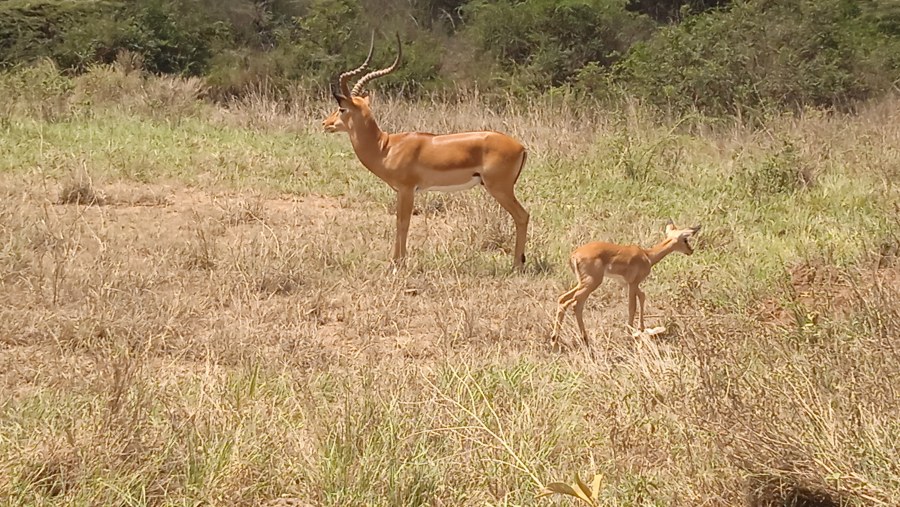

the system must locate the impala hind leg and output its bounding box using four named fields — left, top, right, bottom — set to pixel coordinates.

left=483, top=184, right=529, bottom=271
